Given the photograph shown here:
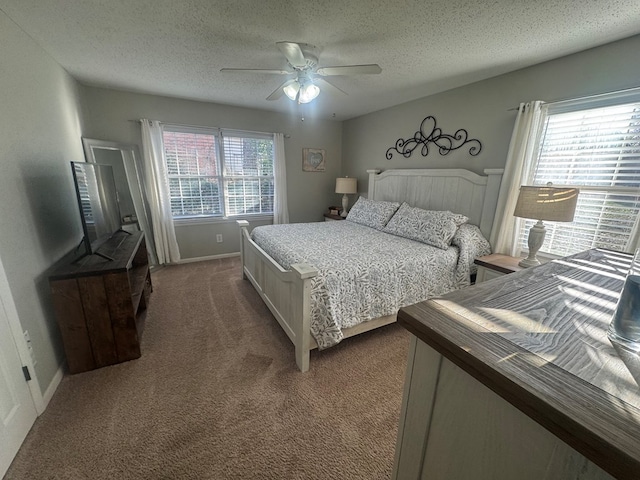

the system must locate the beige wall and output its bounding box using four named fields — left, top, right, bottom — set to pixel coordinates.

left=0, top=12, right=86, bottom=393
left=343, top=35, right=640, bottom=199
left=80, top=87, right=344, bottom=259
